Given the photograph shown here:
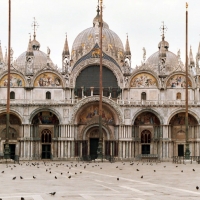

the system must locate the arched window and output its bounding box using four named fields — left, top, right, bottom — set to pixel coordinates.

left=46, top=91, right=51, bottom=99
left=10, top=91, right=15, bottom=99
left=176, top=92, right=181, bottom=100
left=141, top=92, right=146, bottom=100
left=41, top=129, right=52, bottom=143
left=141, top=130, right=151, bottom=143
